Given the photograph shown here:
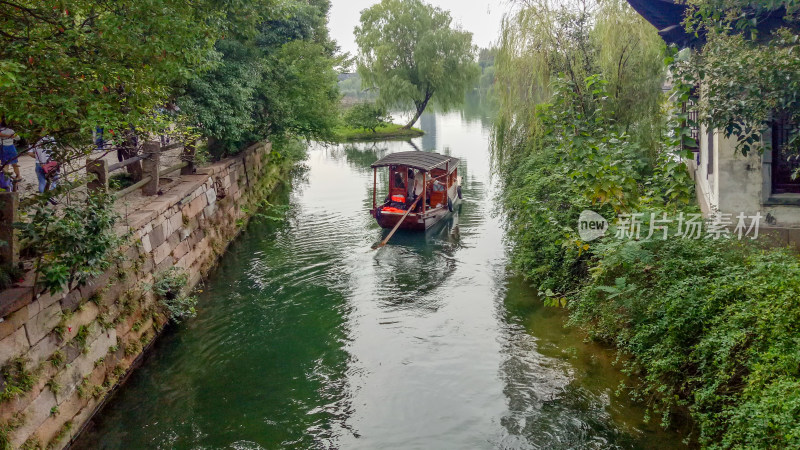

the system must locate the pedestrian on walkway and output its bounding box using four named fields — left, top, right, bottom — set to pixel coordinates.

left=94, top=127, right=105, bottom=151
left=28, top=135, right=60, bottom=204
left=0, top=119, right=22, bottom=181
